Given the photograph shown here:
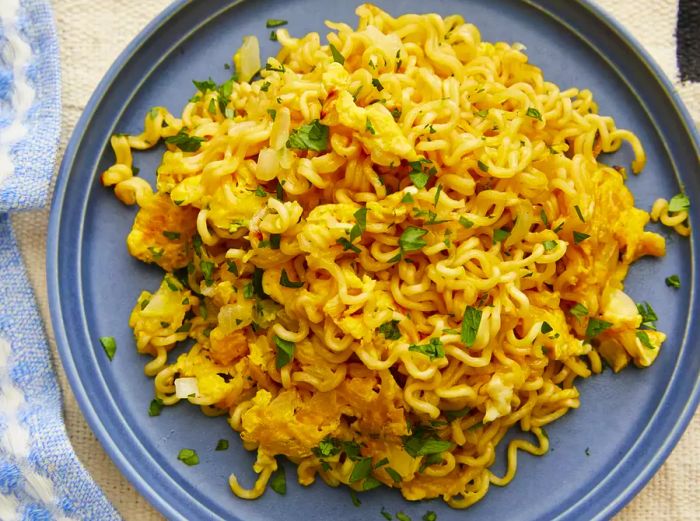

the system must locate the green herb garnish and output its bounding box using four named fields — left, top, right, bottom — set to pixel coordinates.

left=270, top=466, right=286, bottom=495
left=280, top=268, right=304, bottom=288
left=273, top=335, right=295, bottom=368
left=266, top=19, right=288, bottom=28
left=665, top=275, right=681, bottom=289
left=461, top=306, right=482, bottom=347
left=215, top=439, right=229, bottom=451
left=329, top=43, right=345, bottom=65
left=165, top=129, right=205, bottom=152
left=585, top=318, right=613, bottom=338
left=177, top=448, right=199, bottom=466
left=408, top=338, right=445, bottom=360
left=379, top=320, right=401, bottom=340
left=526, top=107, right=542, bottom=120
left=99, top=336, right=117, bottom=361
left=286, top=119, right=329, bottom=152
left=148, top=398, right=163, bottom=417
